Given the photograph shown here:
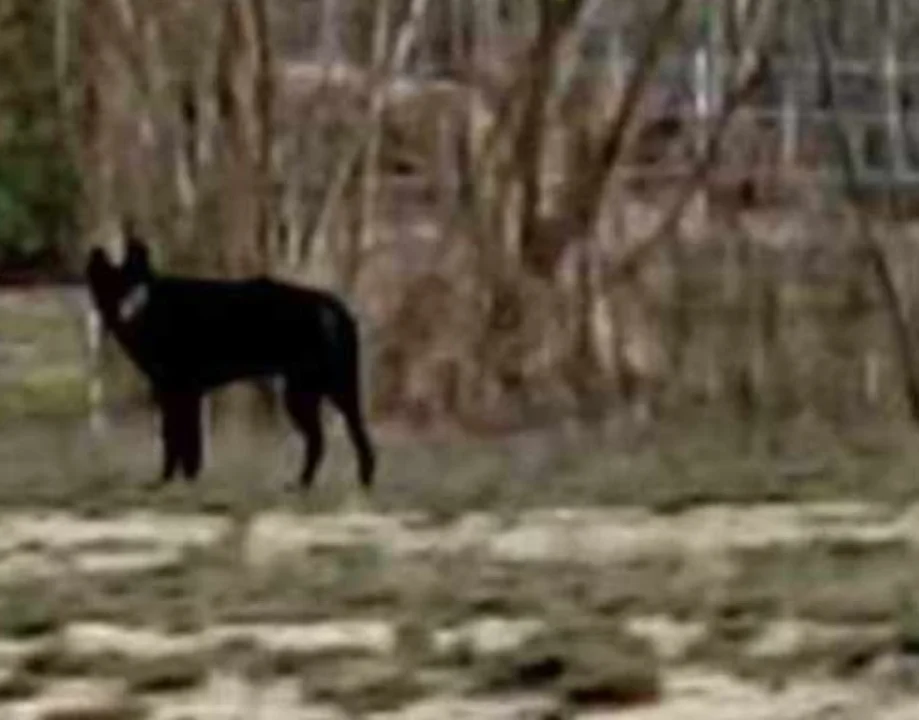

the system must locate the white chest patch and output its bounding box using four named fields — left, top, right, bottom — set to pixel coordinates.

left=118, top=284, right=150, bottom=324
